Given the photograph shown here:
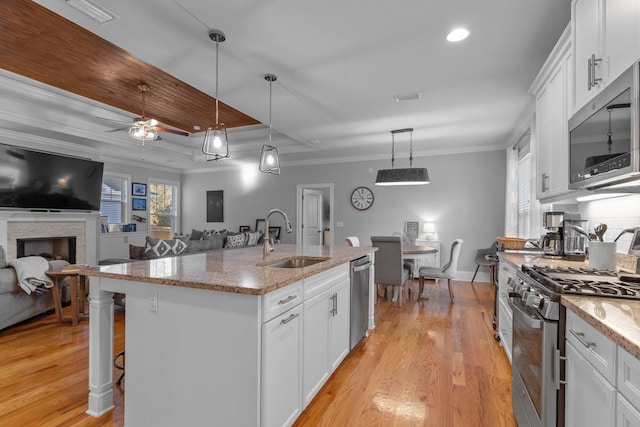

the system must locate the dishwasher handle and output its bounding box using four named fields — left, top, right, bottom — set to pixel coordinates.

left=352, top=261, right=371, bottom=273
